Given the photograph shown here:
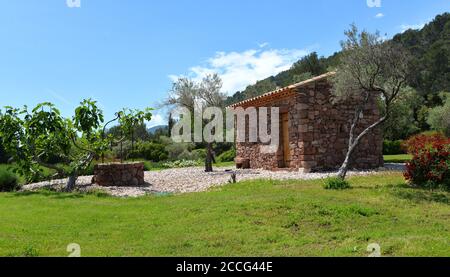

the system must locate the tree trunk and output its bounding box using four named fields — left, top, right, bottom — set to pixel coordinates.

left=131, top=131, right=134, bottom=151
left=205, top=143, right=213, bottom=172
left=338, top=115, right=387, bottom=180
left=337, top=143, right=358, bottom=180
left=337, top=93, right=368, bottom=180
left=120, top=129, right=124, bottom=163
left=131, top=131, right=134, bottom=162
left=65, top=173, right=78, bottom=192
